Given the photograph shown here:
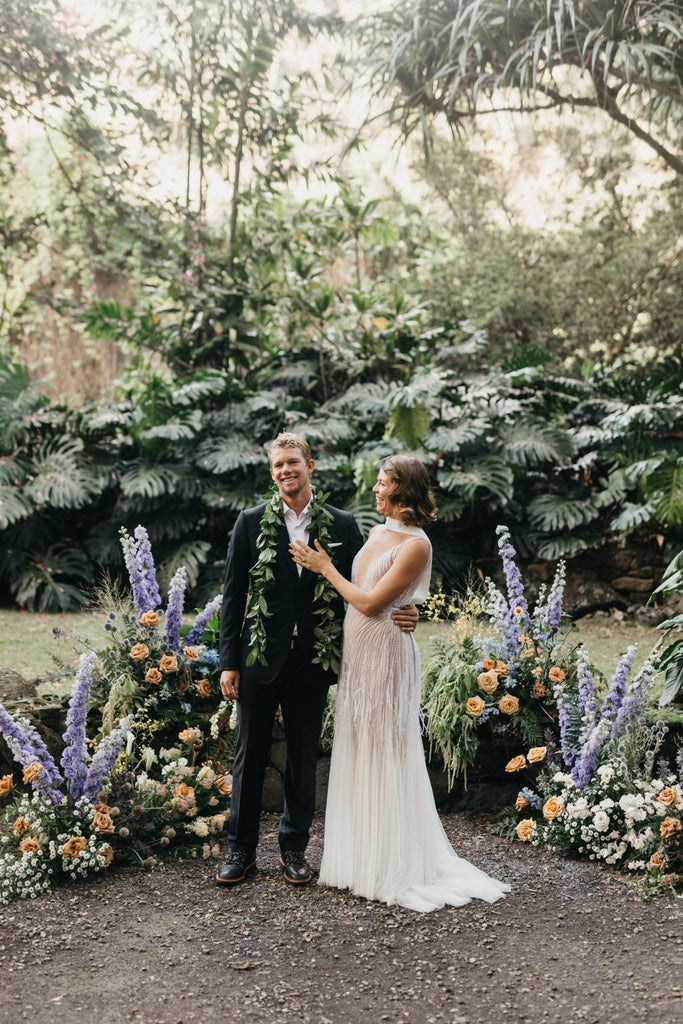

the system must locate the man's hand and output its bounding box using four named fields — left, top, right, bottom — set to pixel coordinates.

left=220, top=670, right=240, bottom=700
left=391, top=604, right=419, bottom=633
